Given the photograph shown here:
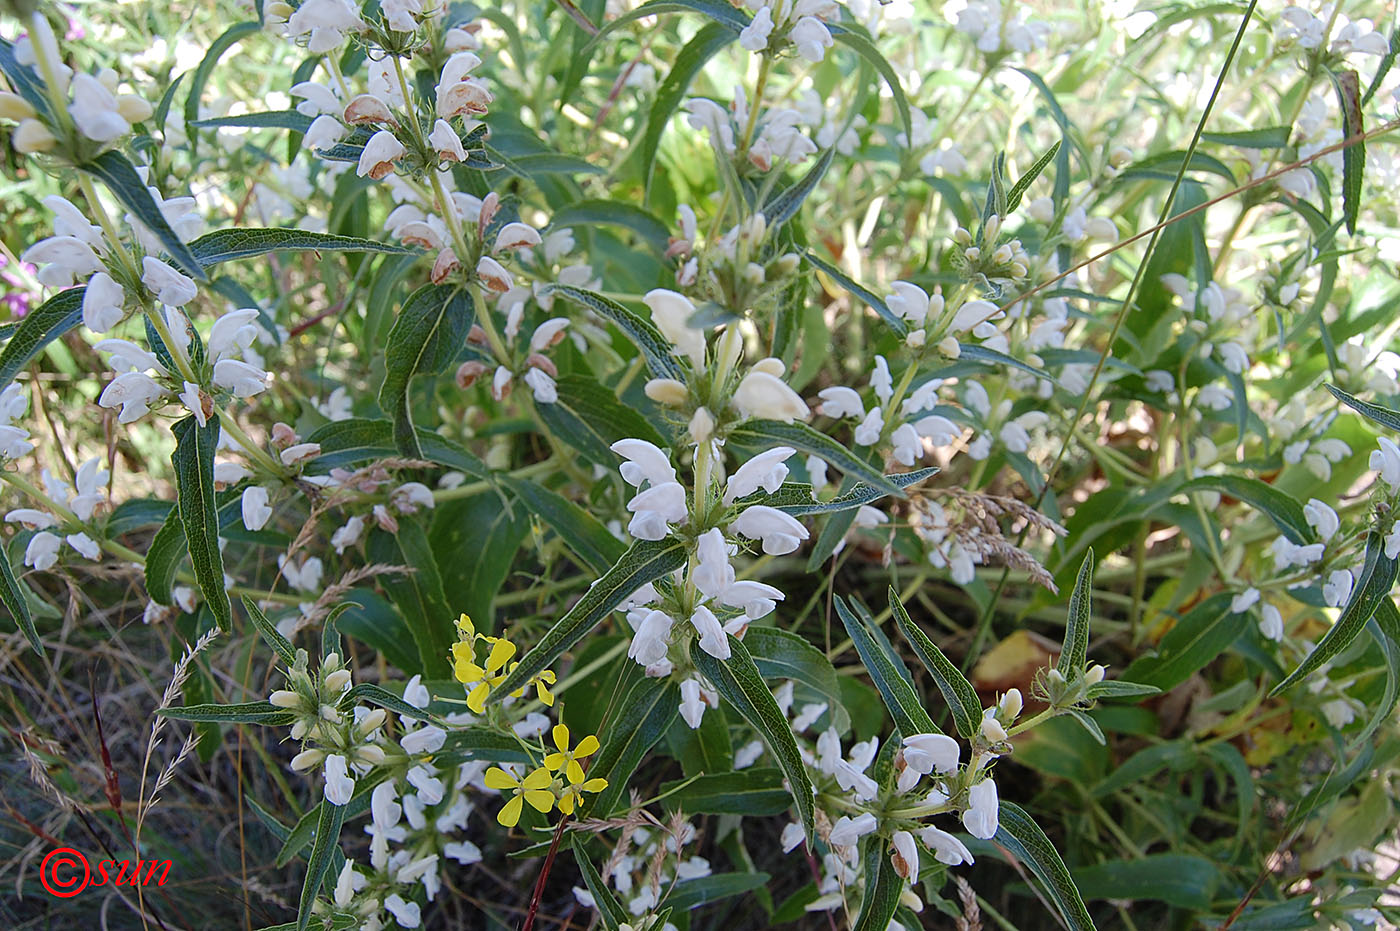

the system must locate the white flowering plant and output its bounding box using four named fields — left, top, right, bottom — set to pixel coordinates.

left=3, top=0, right=1400, bottom=928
